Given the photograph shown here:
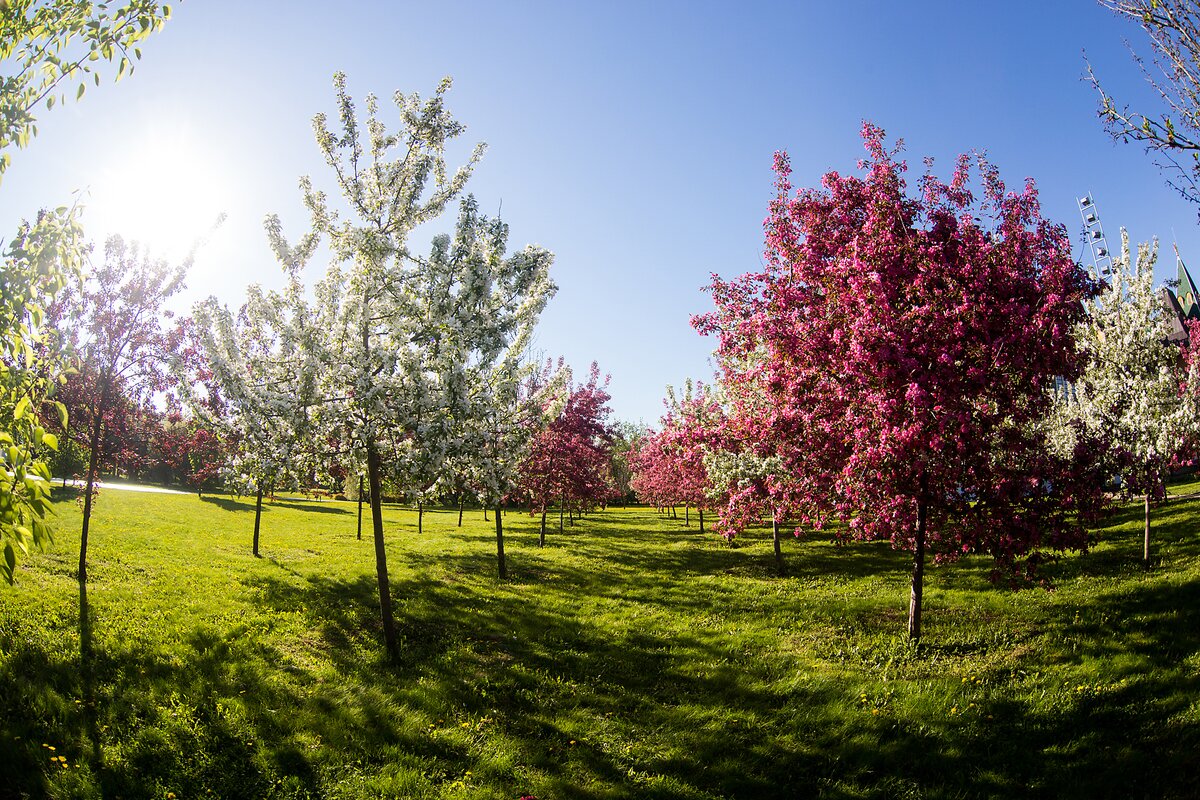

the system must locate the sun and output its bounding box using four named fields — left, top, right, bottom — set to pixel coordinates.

left=84, top=122, right=232, bottom=262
